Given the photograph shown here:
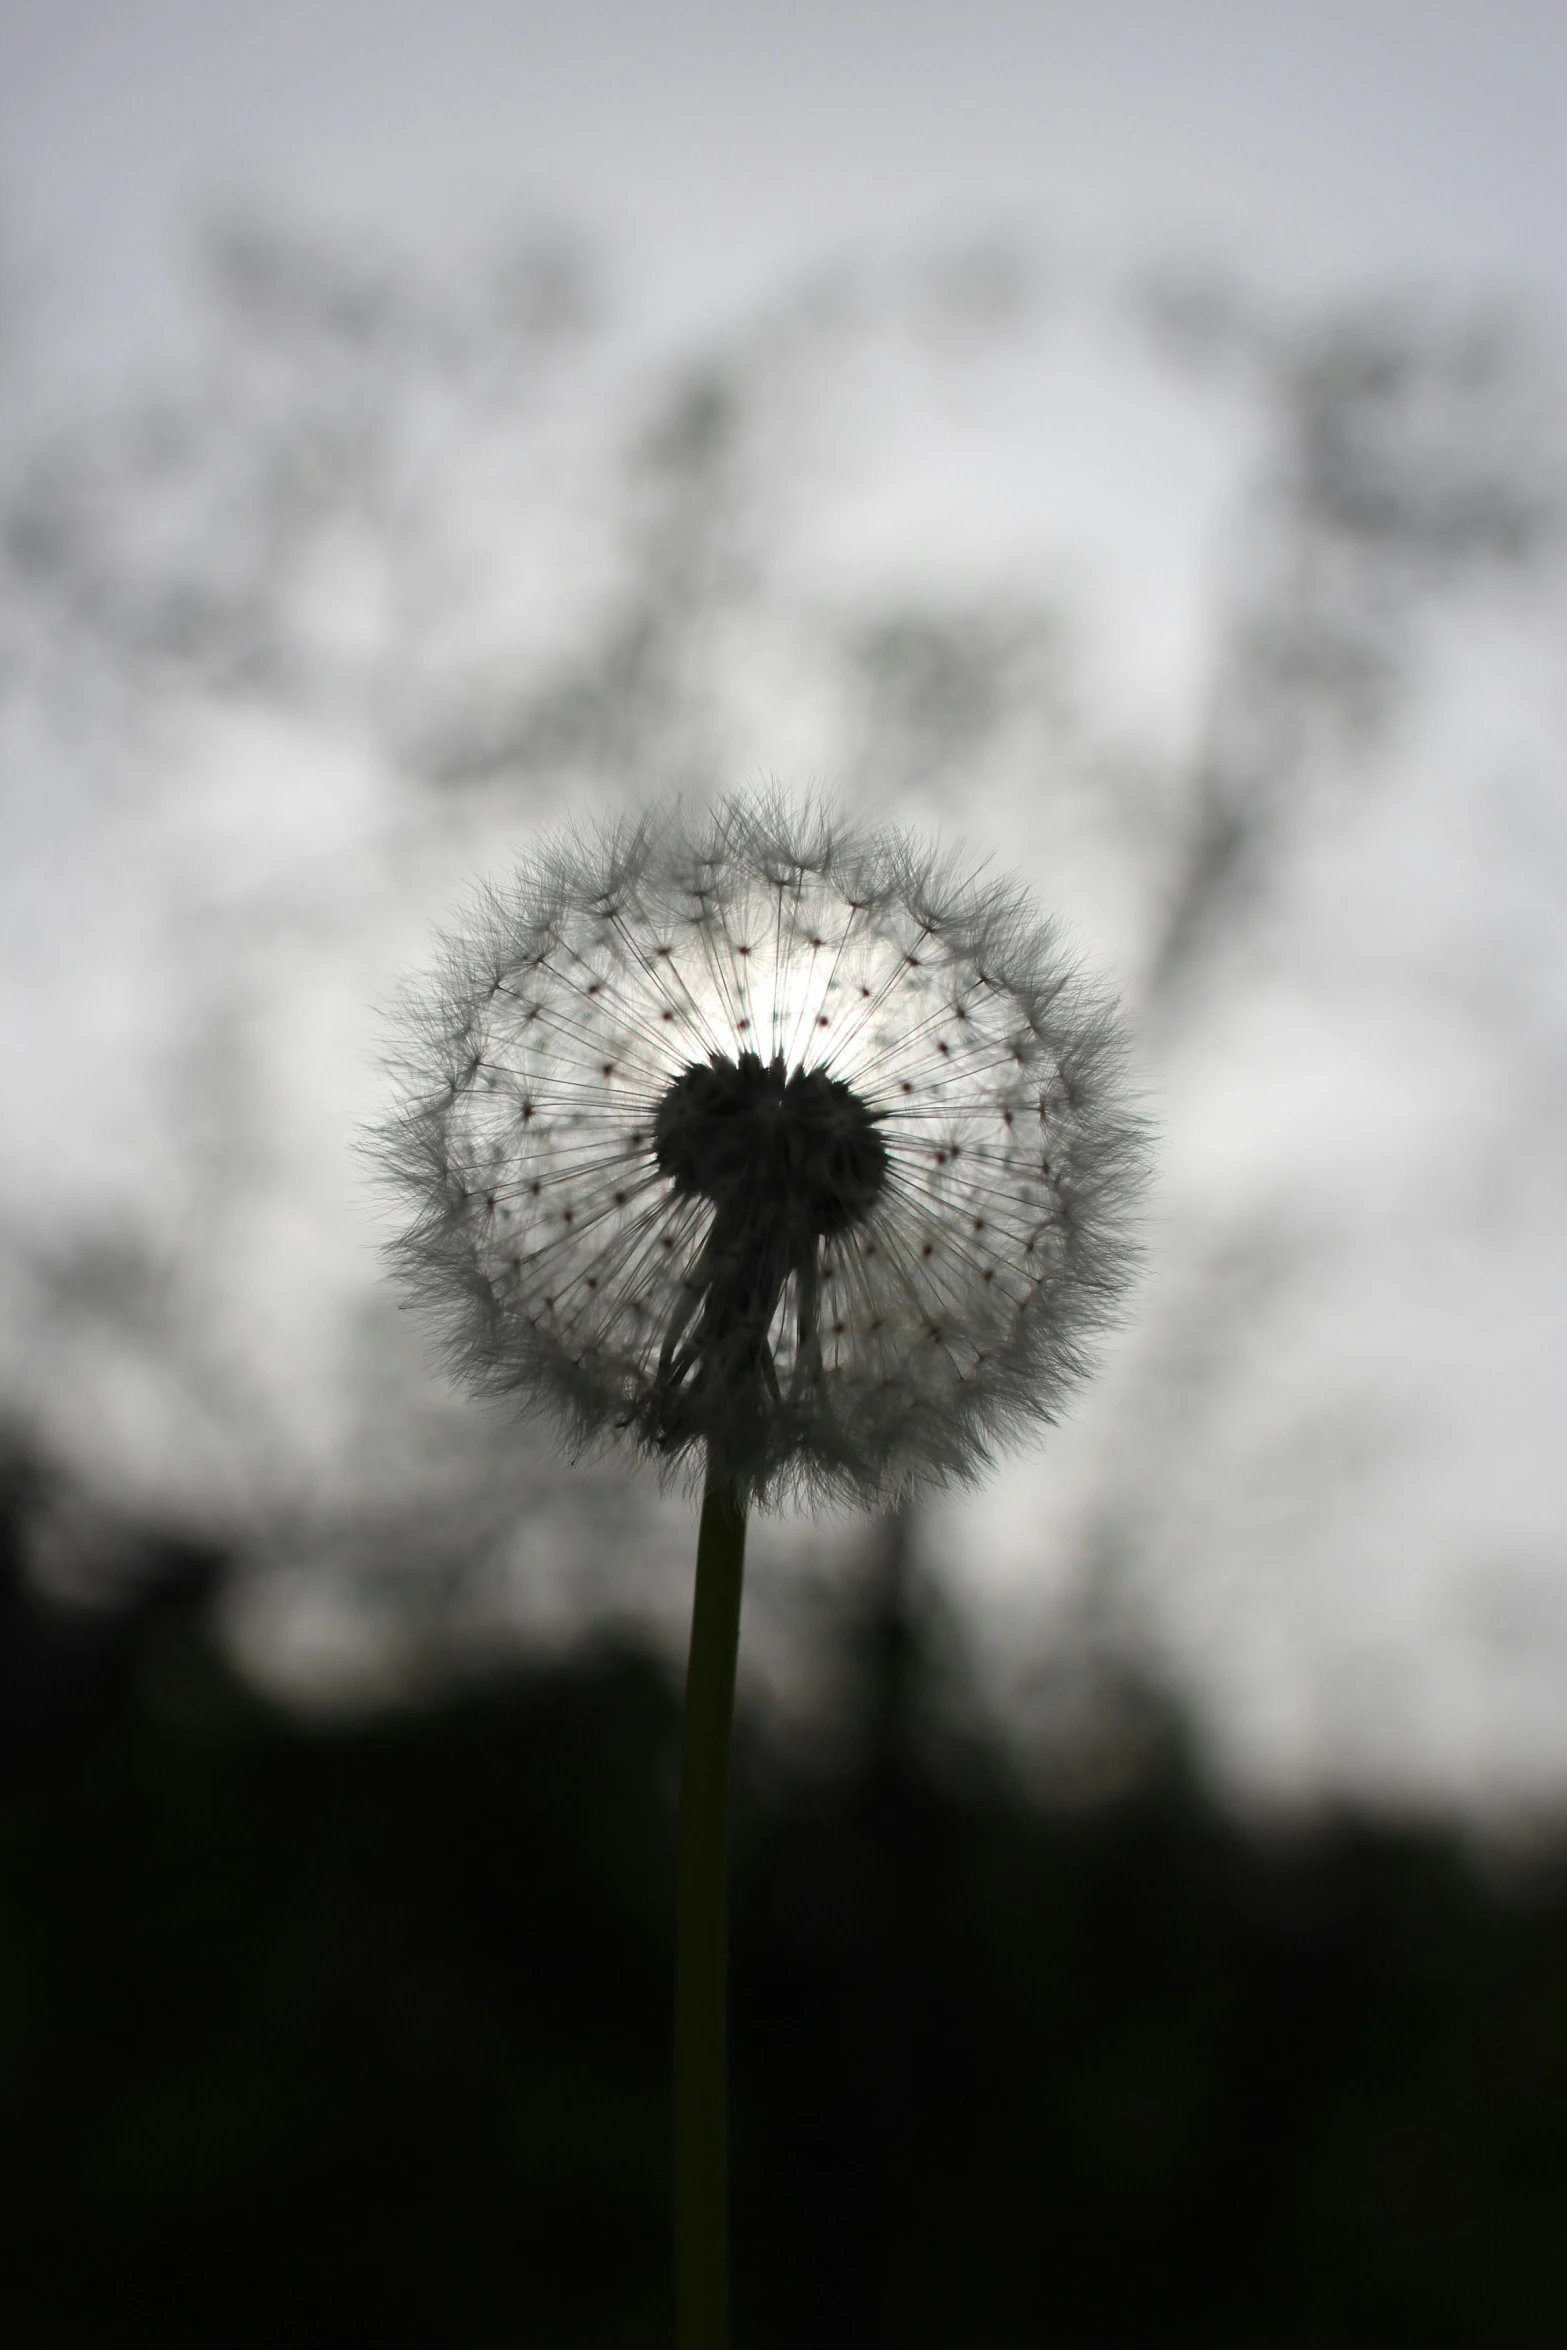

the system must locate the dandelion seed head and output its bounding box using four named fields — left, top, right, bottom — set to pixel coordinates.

left=373, top=794, right=1147, bottom=1505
